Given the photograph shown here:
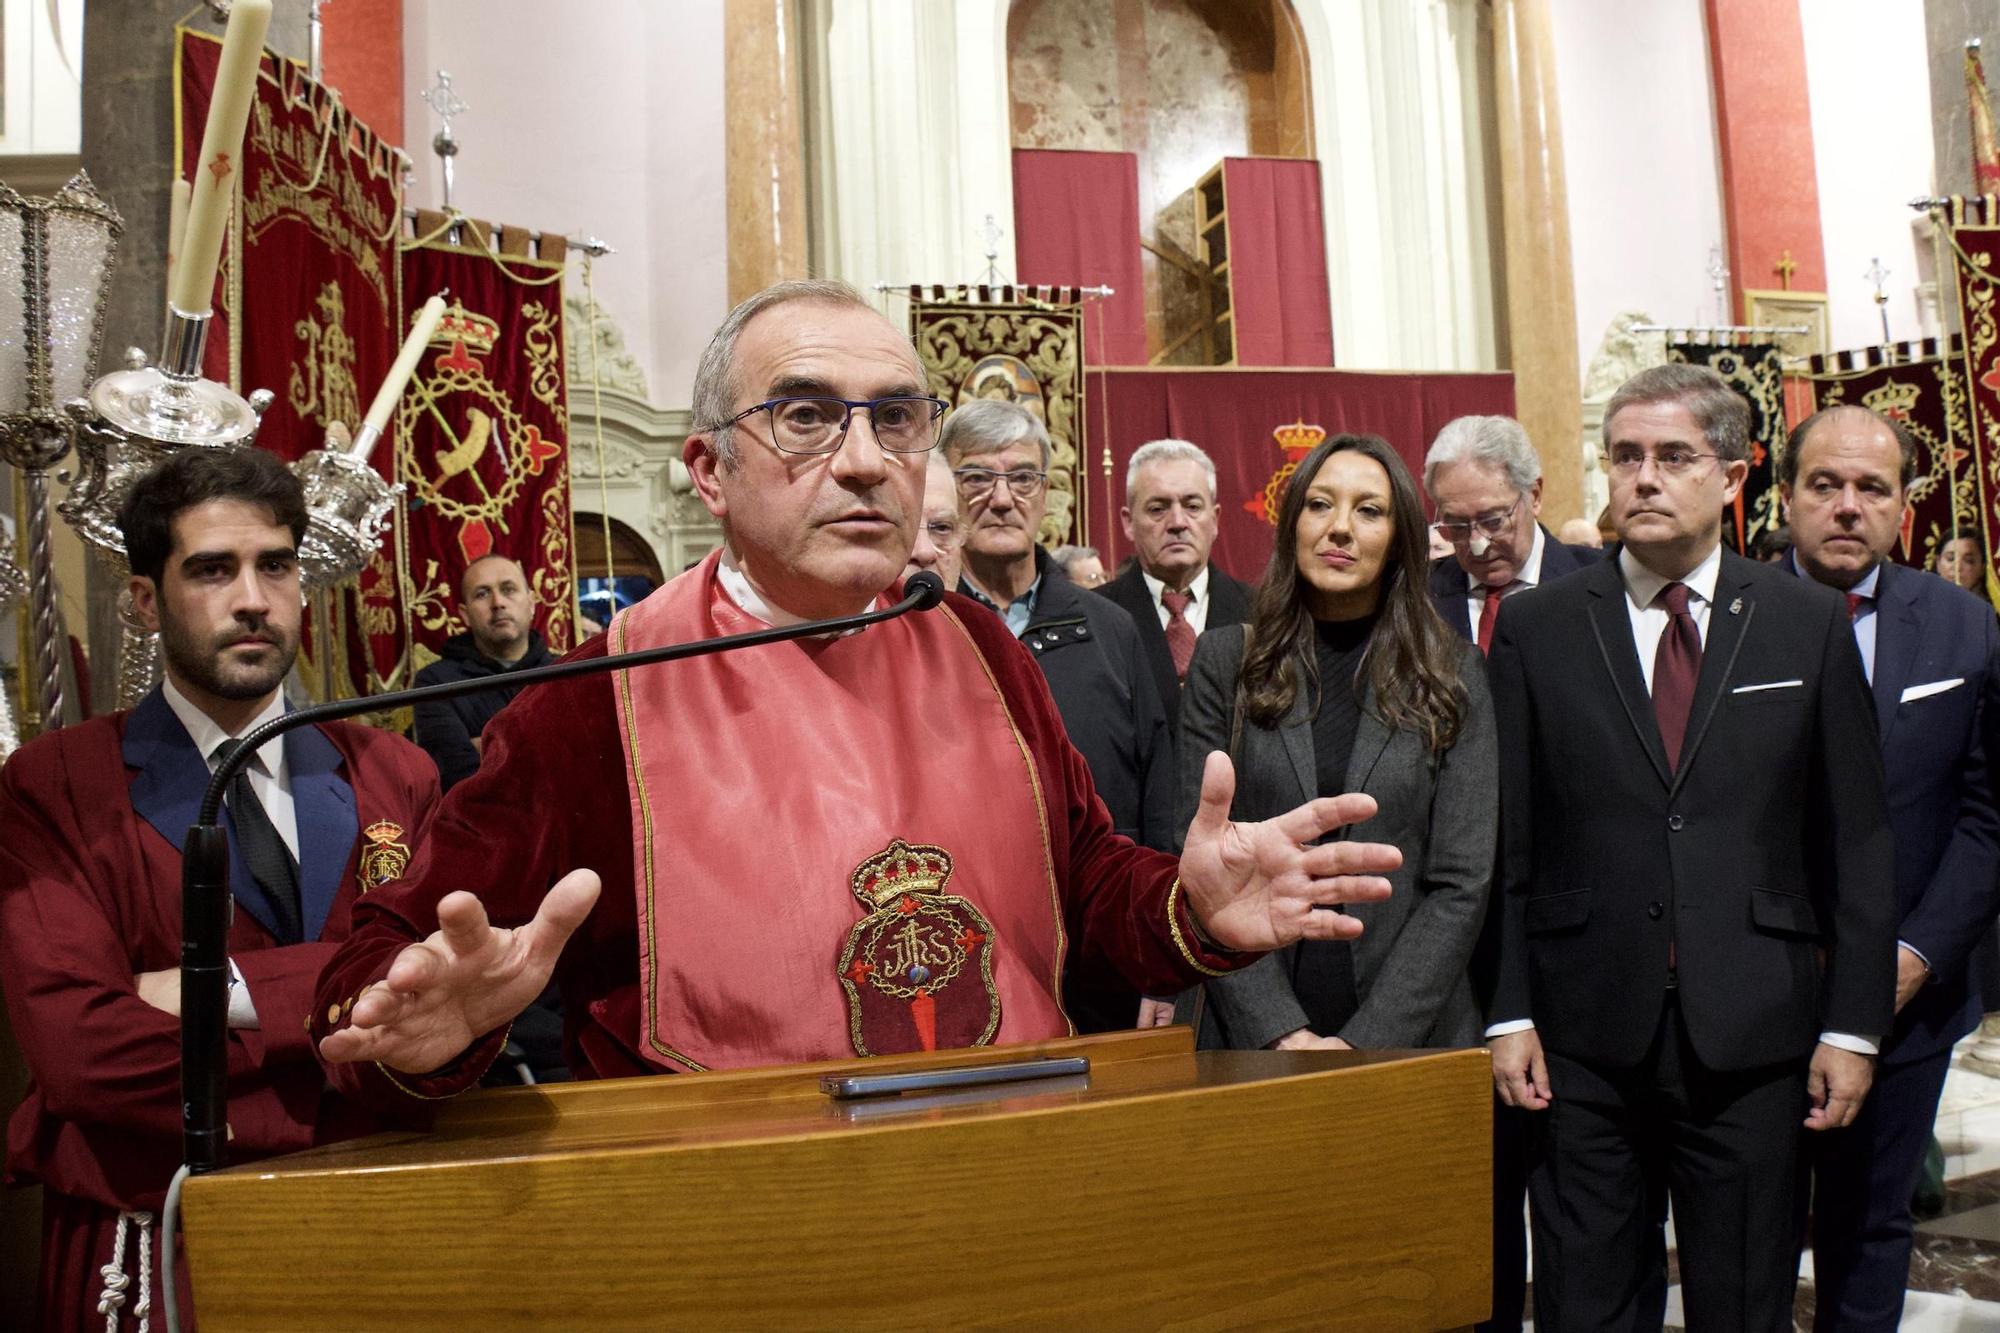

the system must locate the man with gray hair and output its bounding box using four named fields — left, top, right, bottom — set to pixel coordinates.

left=1424, top=414, right=1599, bottom=655
left=1098, top=438, right=1253, bottom=742
left=314, top=283, right=1404, bottom=1097
left=945, top=399, right=1176, bottom=1031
